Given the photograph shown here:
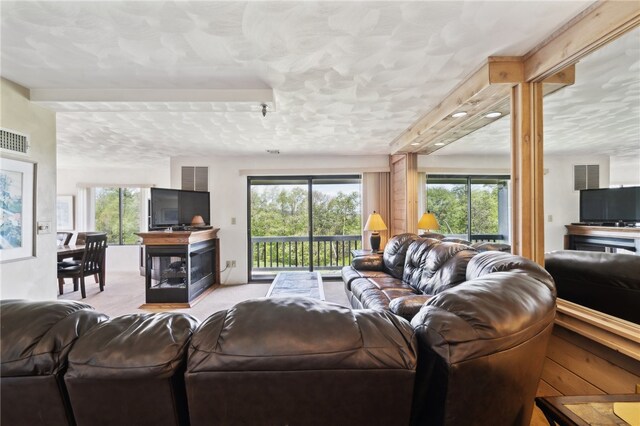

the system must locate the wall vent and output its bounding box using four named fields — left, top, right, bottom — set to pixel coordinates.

left=0, top=128, right=29, bottom=154
left=574, top=164, right=599, bottom=191
left=181, top=166, right=208, bottom=191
